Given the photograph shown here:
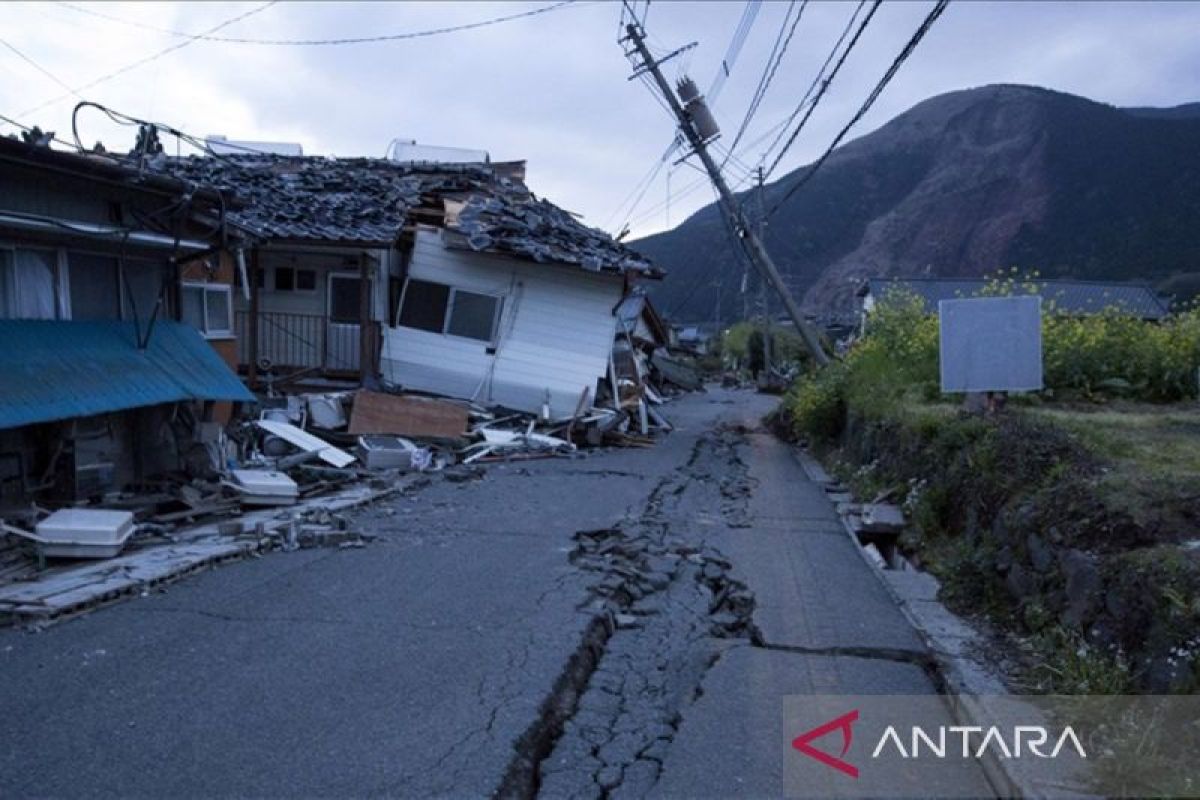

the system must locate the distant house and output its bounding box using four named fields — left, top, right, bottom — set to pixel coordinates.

left=857, top=277, right=1172, bottom=321
left=0, top=135, right=253, bottom=503
left=672, top=324, right=715, bottom=355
